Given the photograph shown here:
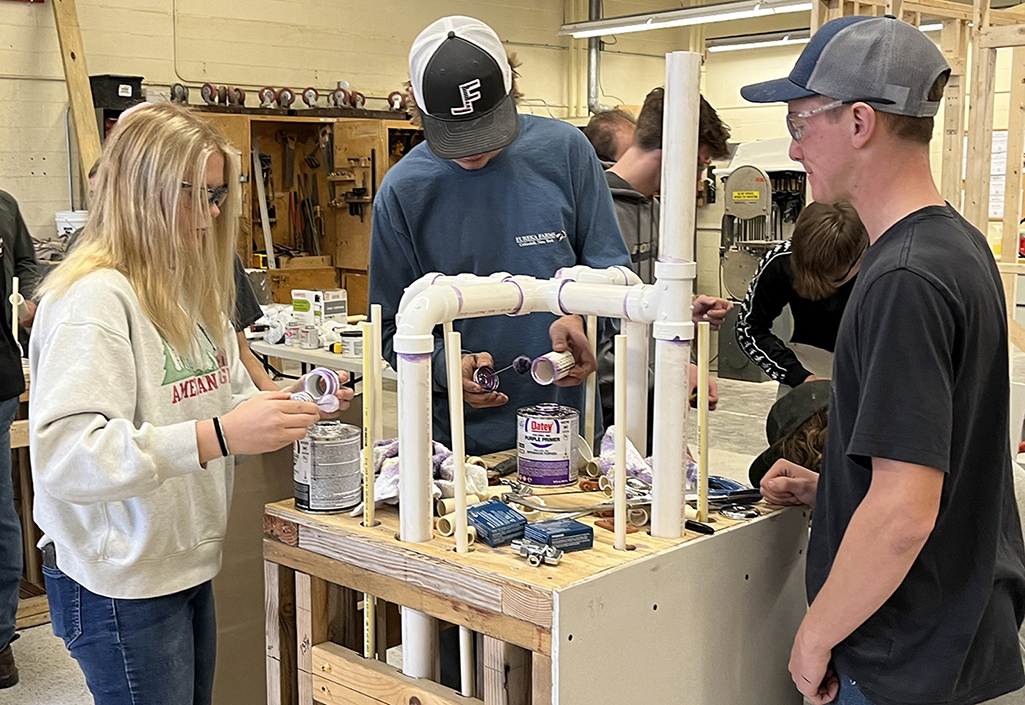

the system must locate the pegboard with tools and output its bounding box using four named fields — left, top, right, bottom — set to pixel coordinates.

left=198, top=113, right=420, bottom=309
